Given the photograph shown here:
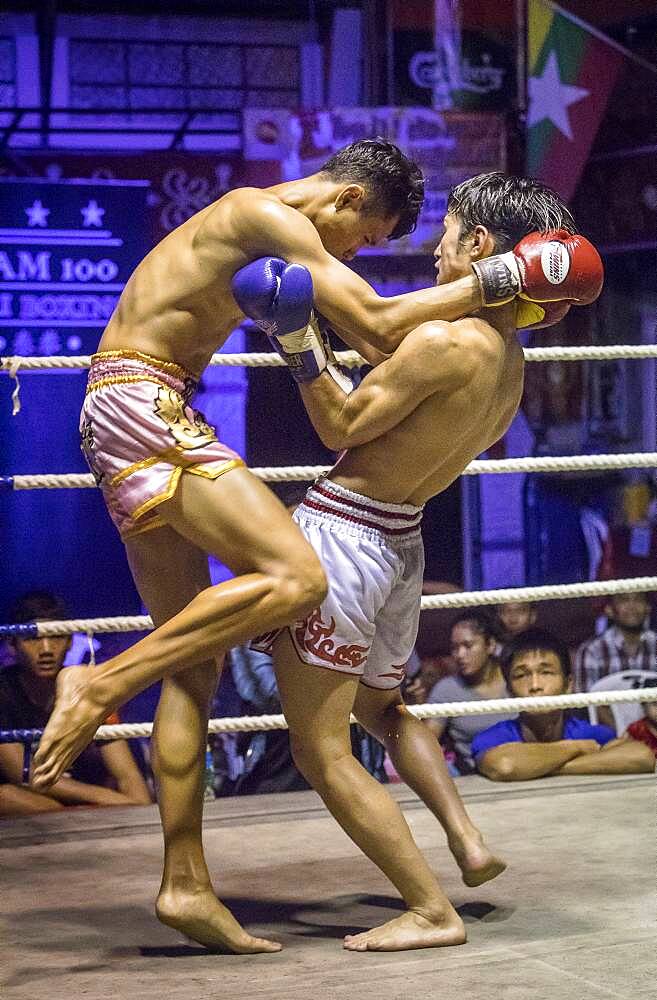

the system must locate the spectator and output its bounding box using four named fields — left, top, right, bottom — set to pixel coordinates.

left=574, top=592, right=657, bottom=692
left=0, top=592, right=151, bottom=816
left=402, top=648, right=444, bottom=705
left=211, top=643, right=309, bottom=796
left=626, top=680, right=657, bottom=758
left=496, top=601, right=538, bottom=640
left=425, top=611, right=515, bottom=774
left=473, top=629, right=654, bottom=781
